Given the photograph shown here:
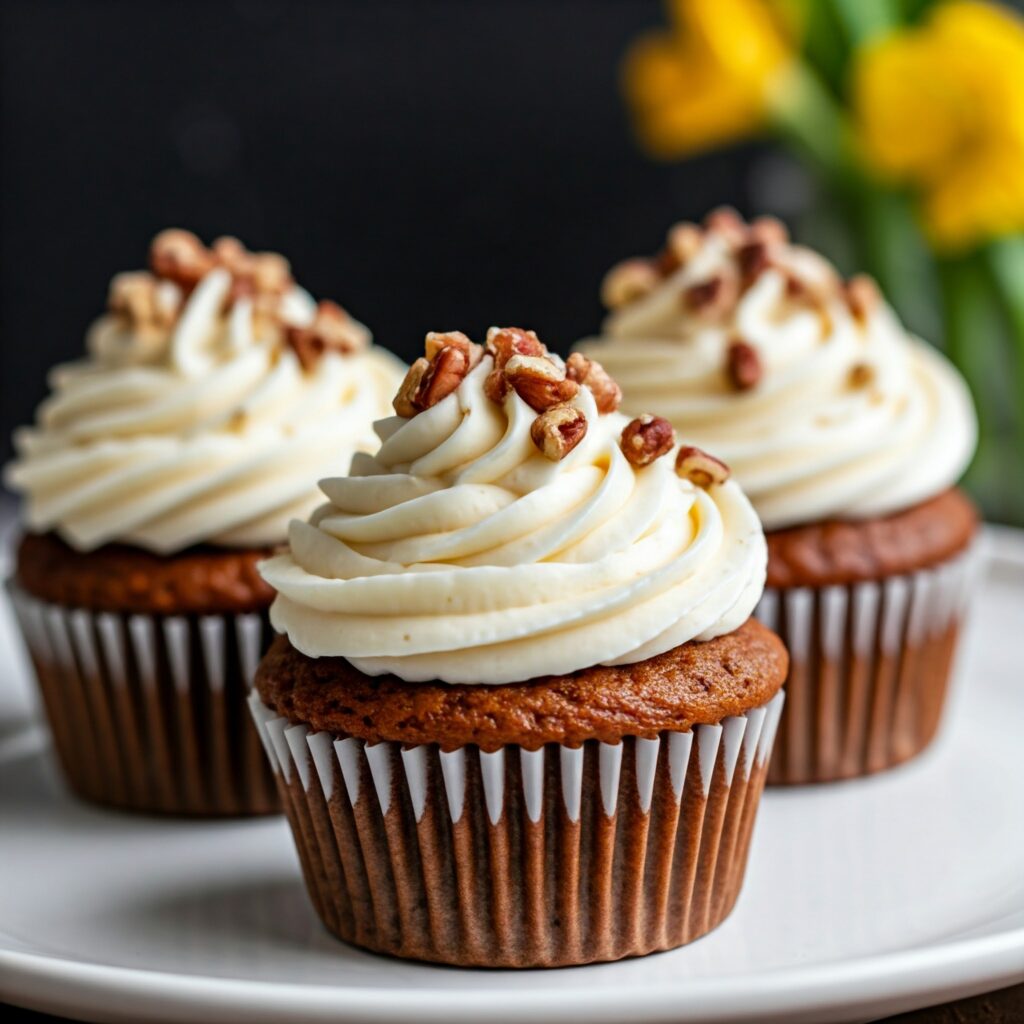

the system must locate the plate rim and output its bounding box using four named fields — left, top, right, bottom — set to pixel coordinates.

left=3, top=525, right=1024, bottom=1024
